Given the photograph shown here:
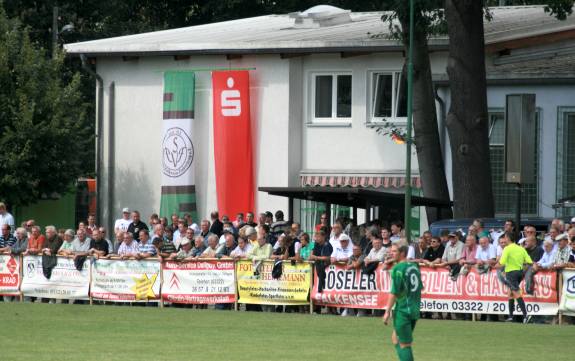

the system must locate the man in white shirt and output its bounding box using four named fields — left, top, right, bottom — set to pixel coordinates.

left=330, top=233, right=353, bottom=263
left=328, top=221, right=346, bottom=250
left=475, top=236, right=496, bottom=273
left=230, top=237, right=252, bottom=259
left=0, top=203, right=14, bottom=230
left=365, top=238, right=386, bottom=264
left=114, top=208, right=132, bottom=232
